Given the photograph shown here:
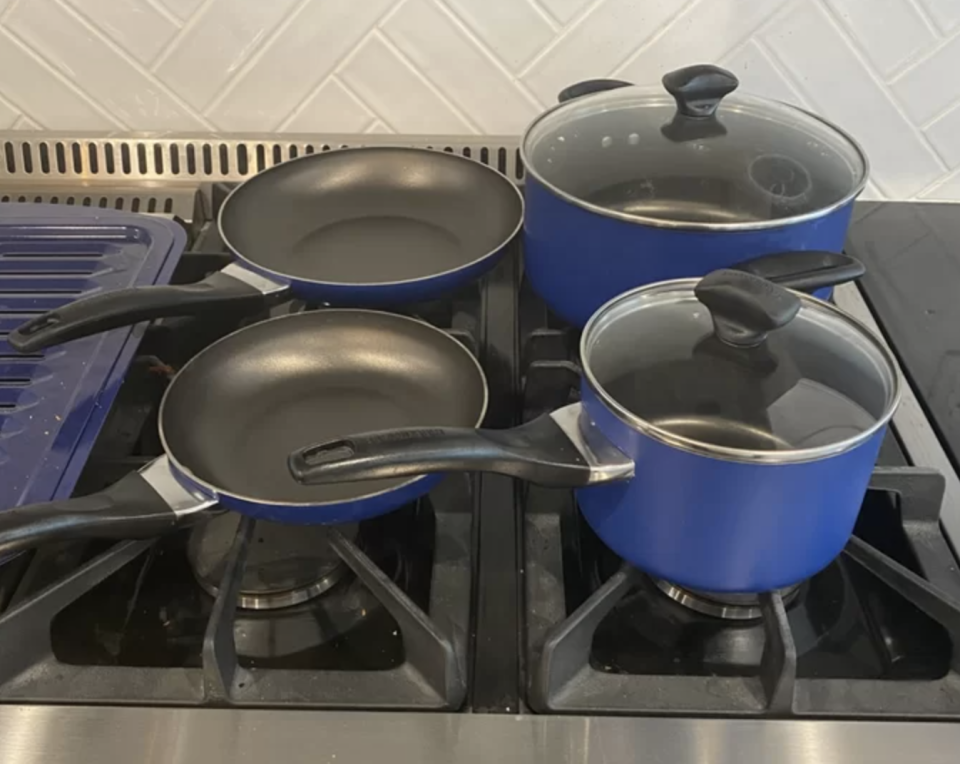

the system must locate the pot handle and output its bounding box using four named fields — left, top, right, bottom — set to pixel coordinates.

left=8, top=264, right=289, bottom=353
left=732, top=251, right=865, bottom=293
left=558, top=79, right=632, bottom=103
left=289, top=404, right=635, bottom=488
left=0, top=458, right=217, bottom=558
